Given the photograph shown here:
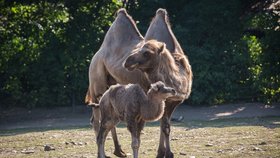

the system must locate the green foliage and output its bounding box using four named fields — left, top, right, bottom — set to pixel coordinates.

left=0, top=0, right=279, bottom=108
left=0, top=0, right=121, bottom=108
